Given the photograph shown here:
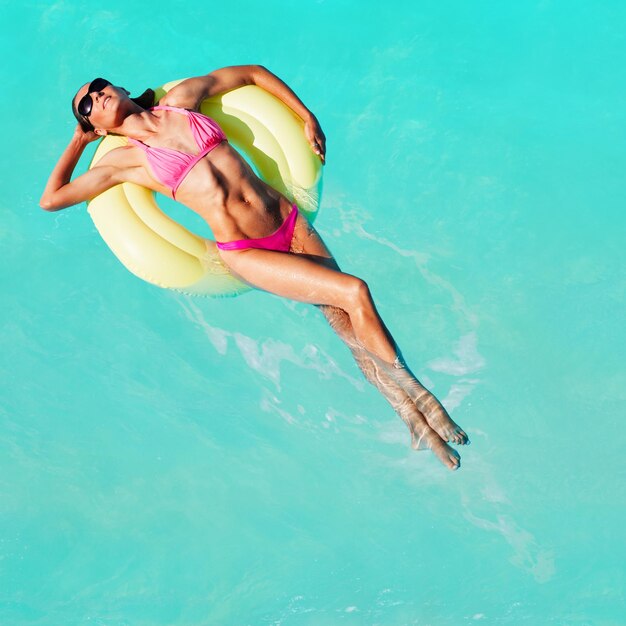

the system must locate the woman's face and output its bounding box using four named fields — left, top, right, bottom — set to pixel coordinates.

left=73, top=79, right=130, bottom=133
